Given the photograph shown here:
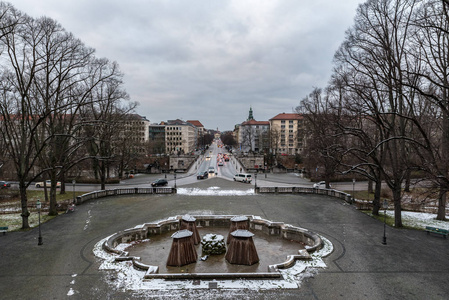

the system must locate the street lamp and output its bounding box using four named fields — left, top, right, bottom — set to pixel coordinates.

left=36, top=199, right=43, bottom=246
left=382, top=199, right=388, bottom=245
left=174, top=173, right=177, bottom=189
left=352, top=179, right=356, bottom=204
left=254, top=173, right=257, bottom=190
left=72, top=180, right=76, bottom=204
